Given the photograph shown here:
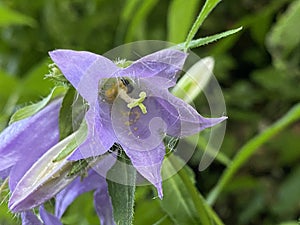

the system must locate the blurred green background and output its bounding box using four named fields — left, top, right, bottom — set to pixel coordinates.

left=0, top=0, right=299, bottom=224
